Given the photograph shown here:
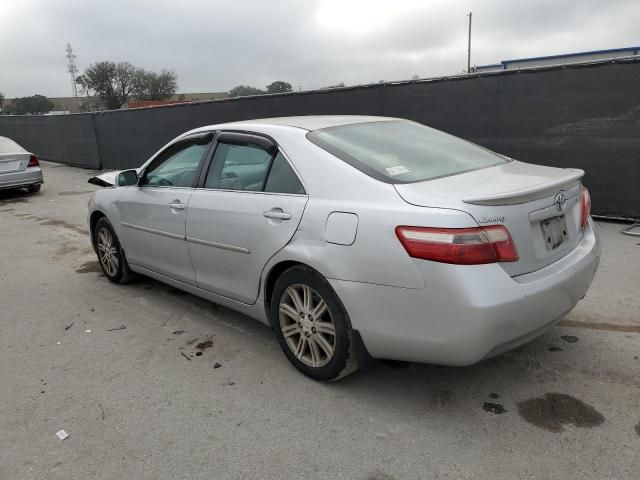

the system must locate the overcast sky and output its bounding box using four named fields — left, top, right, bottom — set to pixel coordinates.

left=1, top=0, right=639, bottom=98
